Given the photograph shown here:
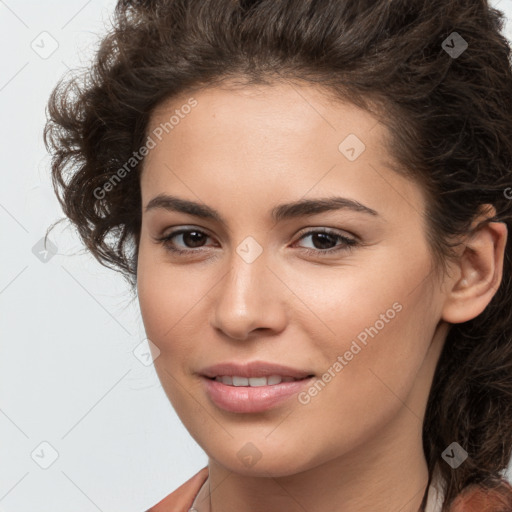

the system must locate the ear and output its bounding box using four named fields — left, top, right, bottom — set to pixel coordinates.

left=441, top=204, right=508, bottom=324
